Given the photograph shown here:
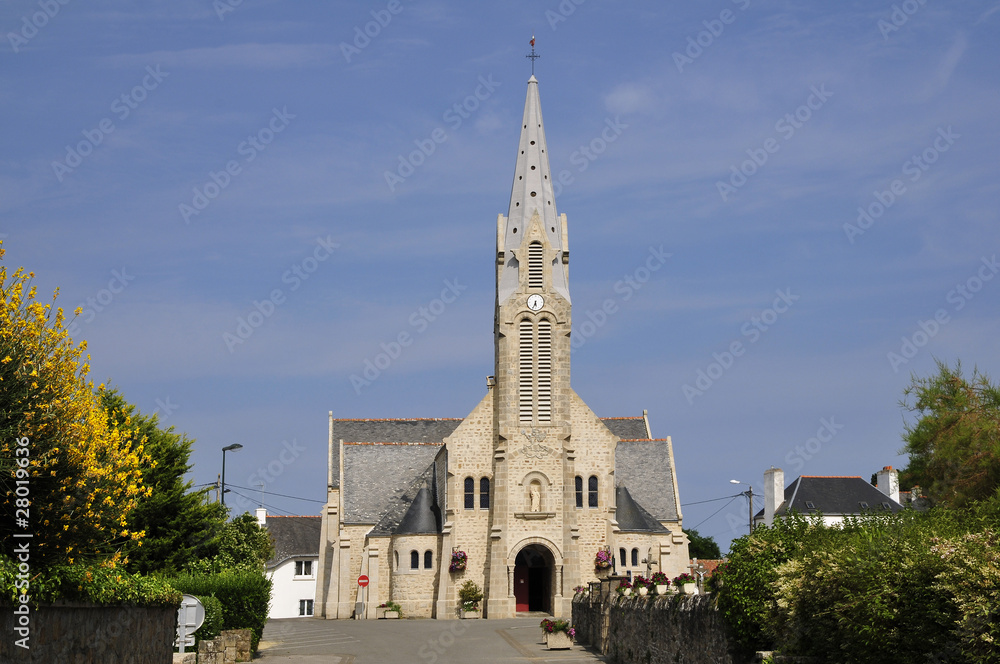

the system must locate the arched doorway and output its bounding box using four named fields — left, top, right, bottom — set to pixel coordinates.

left=513, top=544, right=554, bottom=613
